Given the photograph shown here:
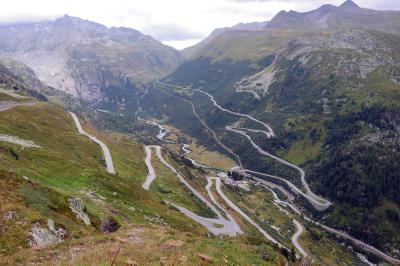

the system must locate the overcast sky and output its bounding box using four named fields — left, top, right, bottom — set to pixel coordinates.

left=1, top=0, right=399, bottom=49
